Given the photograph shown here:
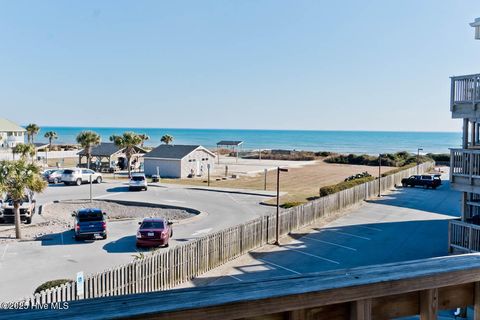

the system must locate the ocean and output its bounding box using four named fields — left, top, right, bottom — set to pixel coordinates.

left=34, top=127, right=461, bottom=155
